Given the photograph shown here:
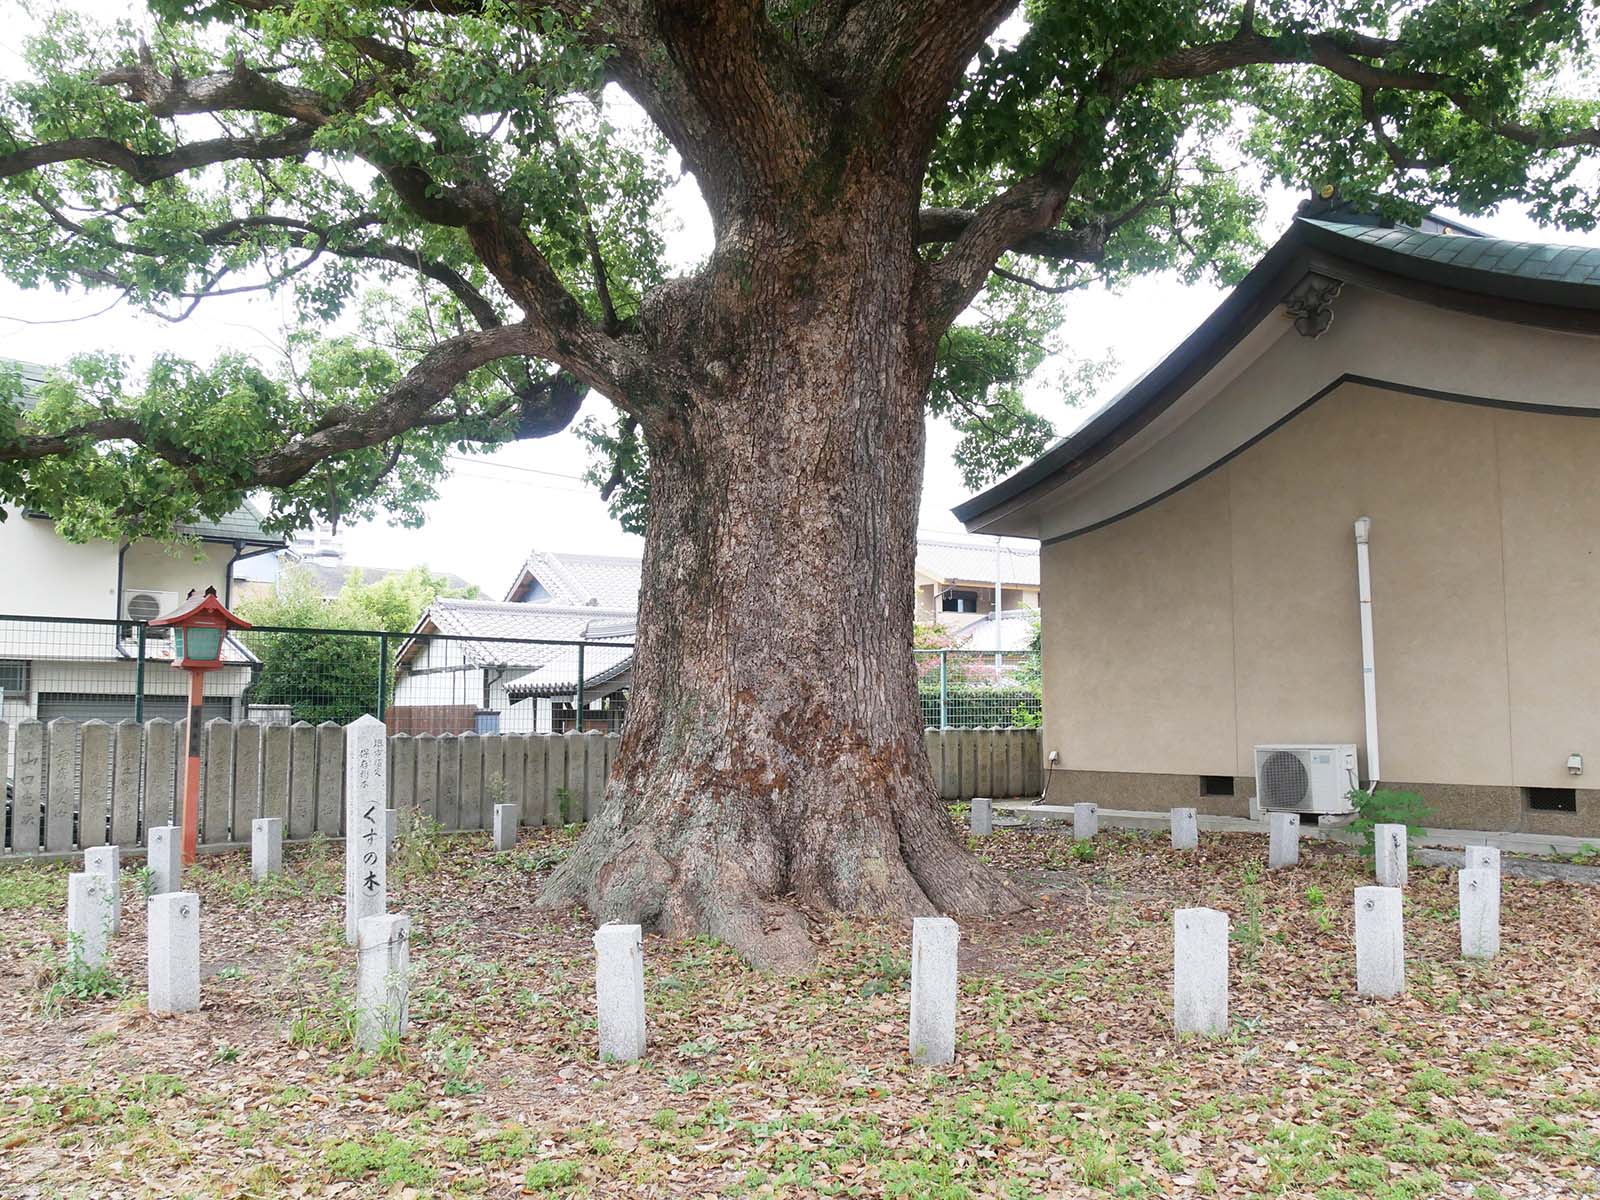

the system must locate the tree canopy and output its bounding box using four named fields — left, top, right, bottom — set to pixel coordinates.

left=0, top=0, right=1592, bottom=536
